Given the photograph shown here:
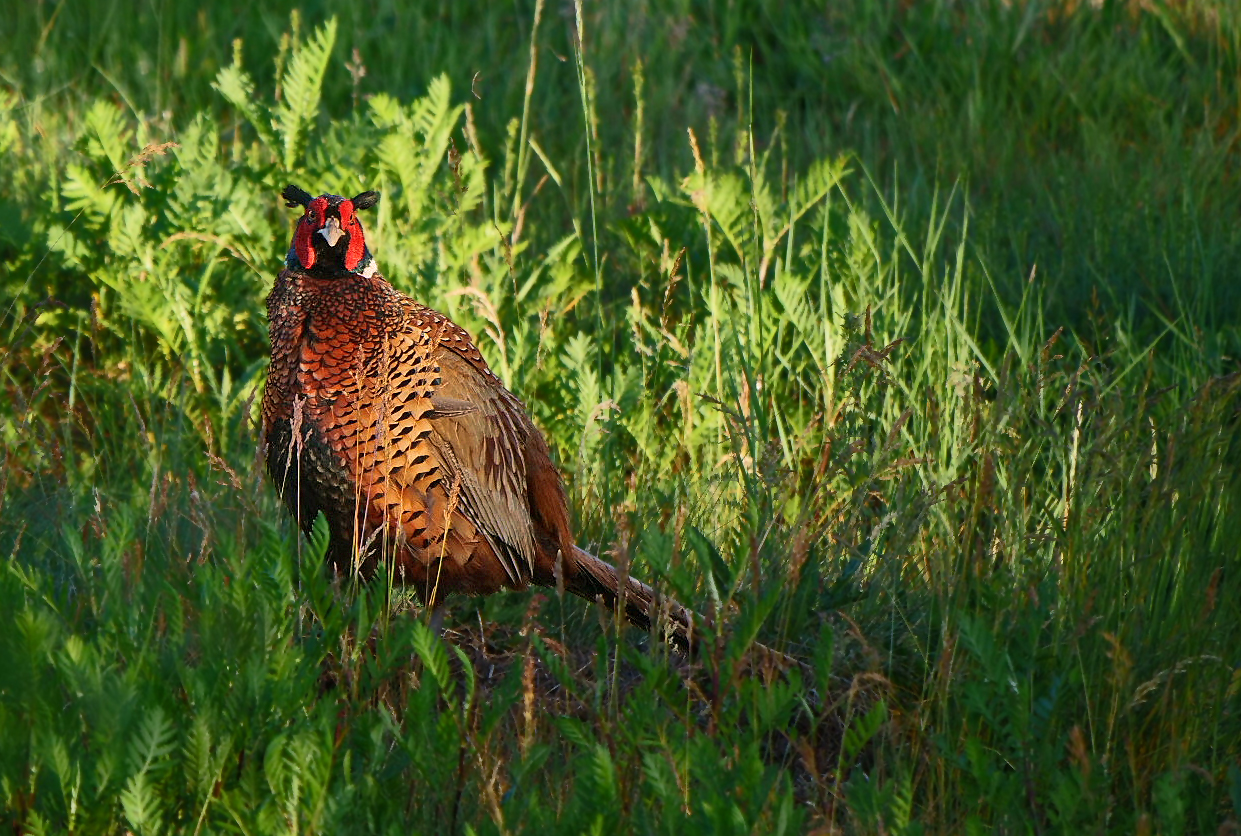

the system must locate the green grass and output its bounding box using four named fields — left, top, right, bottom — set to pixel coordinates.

left=2, top=1, right=1240, bottom=832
